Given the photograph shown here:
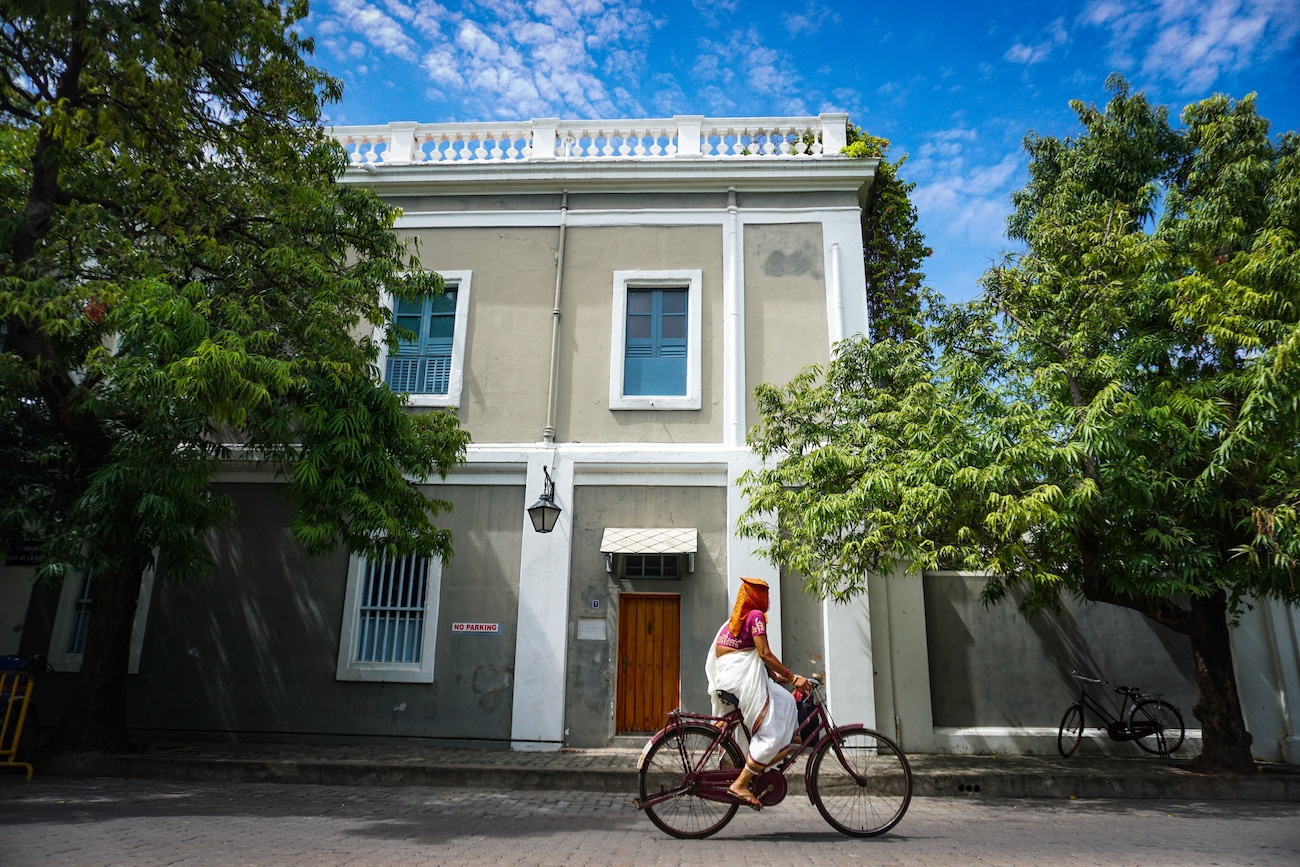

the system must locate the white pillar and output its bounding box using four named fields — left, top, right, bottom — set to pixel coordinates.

left=1274, top=601, right=1300, bottom=763
left=510, top=451, right=574, bottom=750
left=727, top=453, right=782, bottom=656
left=675, top=116, right=704, bottom=157
left=819, top=112, right=849, bottom=155
left=531, top=119, right=559, bottom=160
left=819, top=207, right=876, bottom=726
left=823, top=211, right=869, bottom=345
left=723, top=188, right=745, bottom=448
left=385, top=122, right=419, bottom=164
